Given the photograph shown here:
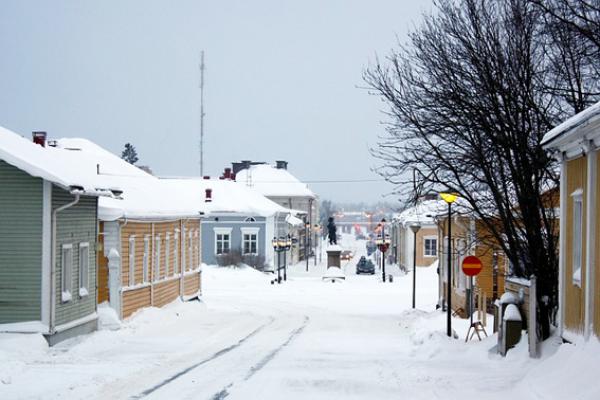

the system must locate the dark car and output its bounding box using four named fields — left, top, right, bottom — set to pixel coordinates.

left=356, top=257, right=375, bottom=275
left=341, top=250, right=354, bottom=260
